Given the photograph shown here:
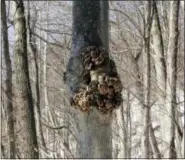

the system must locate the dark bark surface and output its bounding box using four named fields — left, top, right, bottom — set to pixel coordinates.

left=65, top=1, right=119, bottom=96
left=65, top=1, right=104, bottom=93
left=64, top=1, right=122, bottom=158
left=72, top=1, right=102, bottom=56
